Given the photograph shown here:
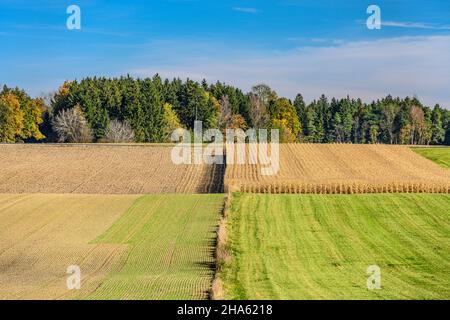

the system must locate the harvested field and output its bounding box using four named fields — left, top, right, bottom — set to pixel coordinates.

left=0, top=194, right=223, bottom=300
left=224, top=144, right=450, bottom=194
left=220, top=193, right=450, bottom=299
left=0, top=194, right=138, bottom=299
left=0, top=144, right=224, bottom=194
